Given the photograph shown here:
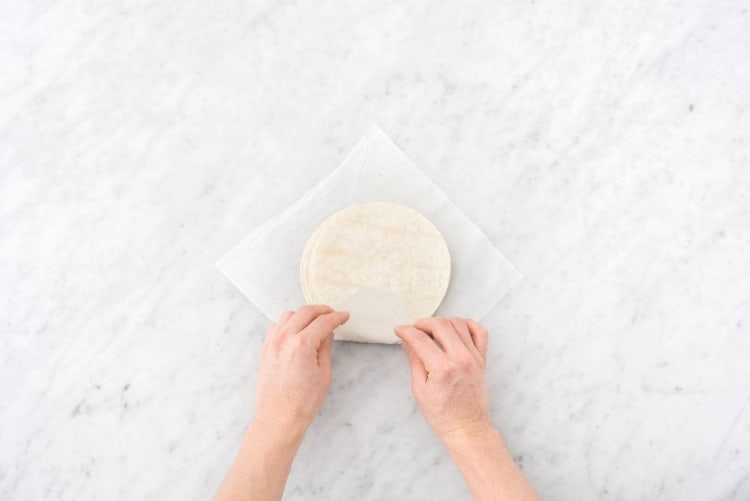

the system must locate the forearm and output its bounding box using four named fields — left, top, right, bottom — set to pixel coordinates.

left=214, top=420, right=306, bottom=501
left=444, top=428, right=540, bottom=501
